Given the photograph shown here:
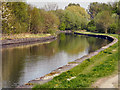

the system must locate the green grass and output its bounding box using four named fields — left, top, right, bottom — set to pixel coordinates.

left=33, top=32, right=118, bottom=89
